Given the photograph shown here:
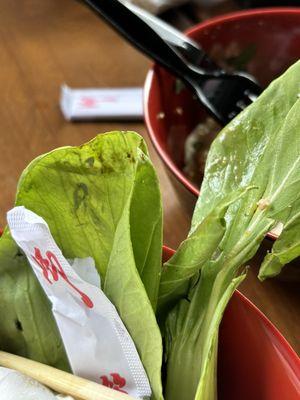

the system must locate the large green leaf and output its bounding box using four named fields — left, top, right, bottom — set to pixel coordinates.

left=0, top=131, right=163, bottom=398
left=192, top=61, right=300, bottom=231
left=15, top=132, right=162, bottom=290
